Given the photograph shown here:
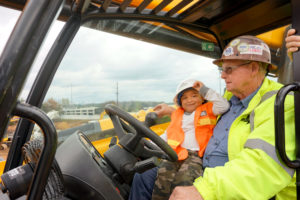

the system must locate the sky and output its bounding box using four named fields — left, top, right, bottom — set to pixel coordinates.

left=0, top=6, right=225, bottom=105
left=0, top=6, right=65, bottom=100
